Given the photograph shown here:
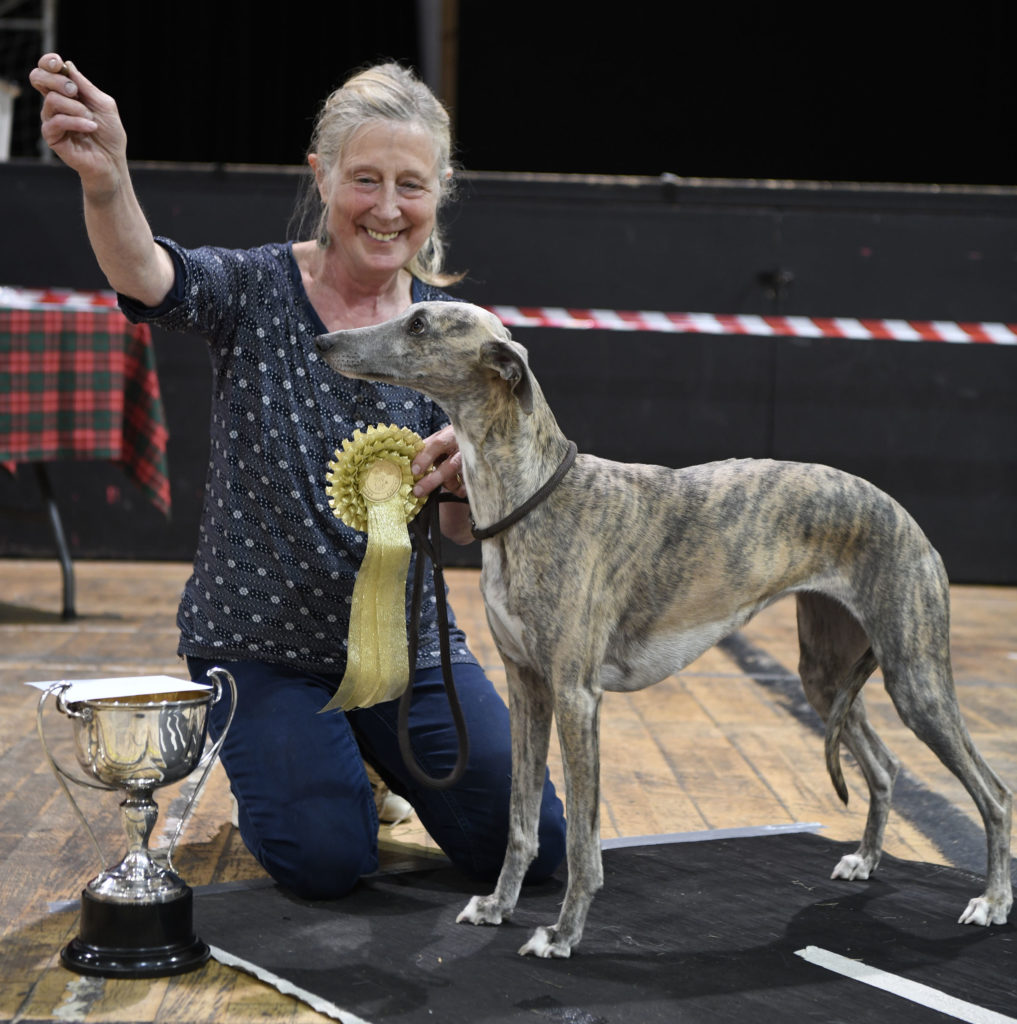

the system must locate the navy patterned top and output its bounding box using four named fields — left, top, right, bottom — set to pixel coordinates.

left=119, top=238, right=477, bottom=674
